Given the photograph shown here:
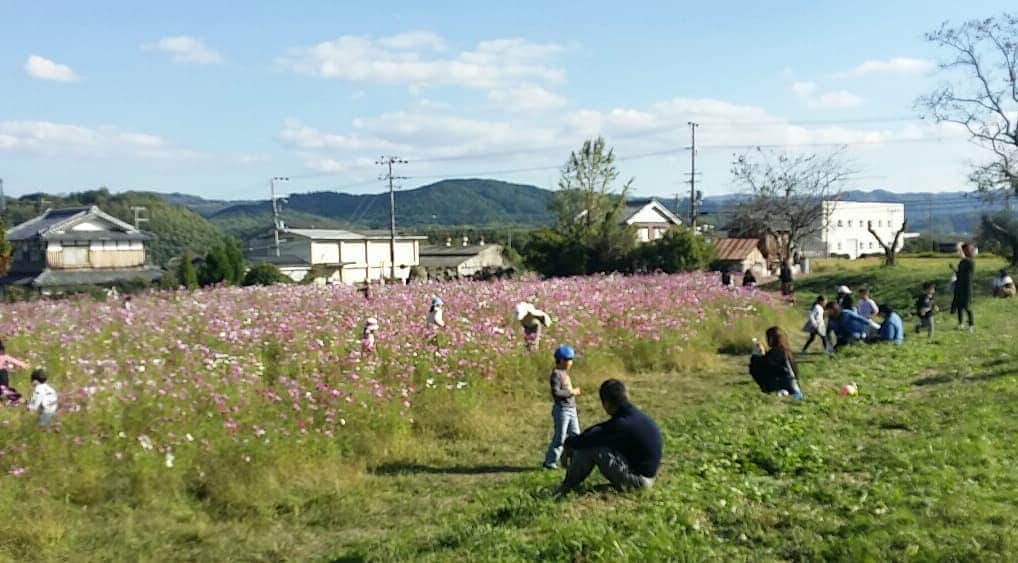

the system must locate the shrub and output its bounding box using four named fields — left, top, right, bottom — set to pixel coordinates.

left=636, top=227, right=713, bottom=273
left=243, top=262, right=289, bottom=286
